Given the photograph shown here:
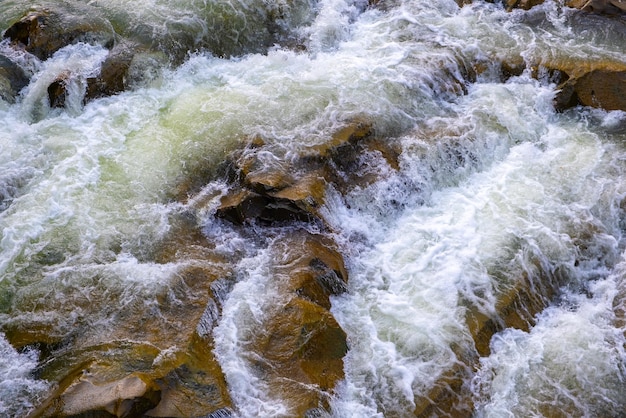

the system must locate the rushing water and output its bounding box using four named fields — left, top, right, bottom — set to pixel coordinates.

left=1, top=0, right=626, bottom=416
